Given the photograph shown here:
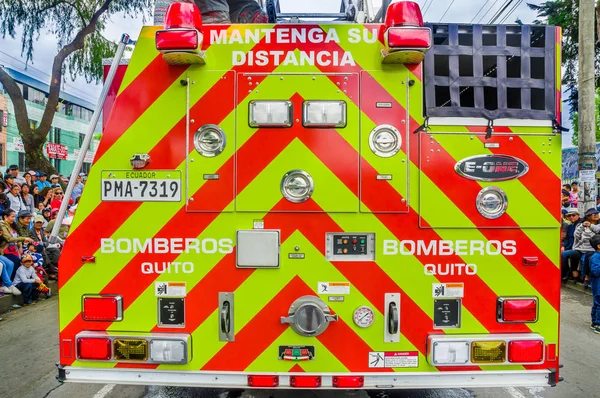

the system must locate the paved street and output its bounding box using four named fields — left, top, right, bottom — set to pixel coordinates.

left=0, top=289, right=597, bottom=398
